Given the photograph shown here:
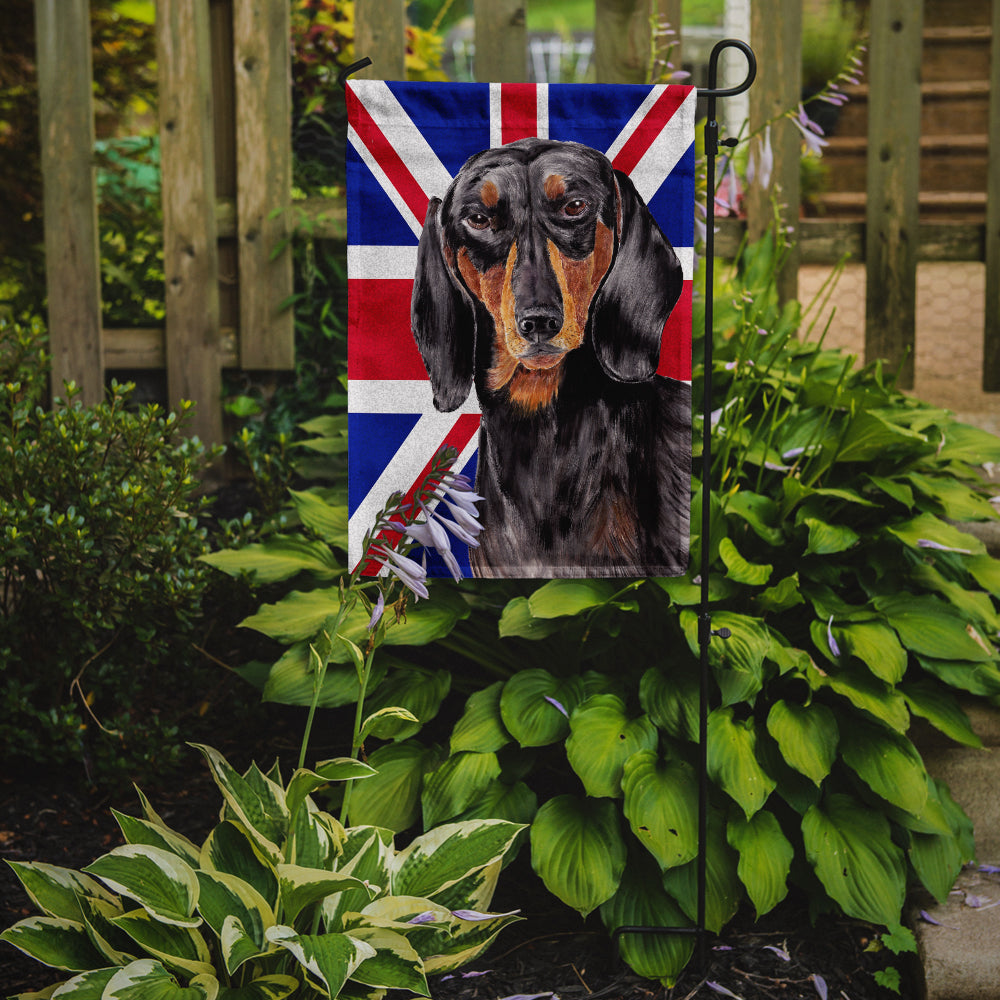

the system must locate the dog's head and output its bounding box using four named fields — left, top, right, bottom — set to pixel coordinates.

left=412, top=138, right=683, bottom=413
